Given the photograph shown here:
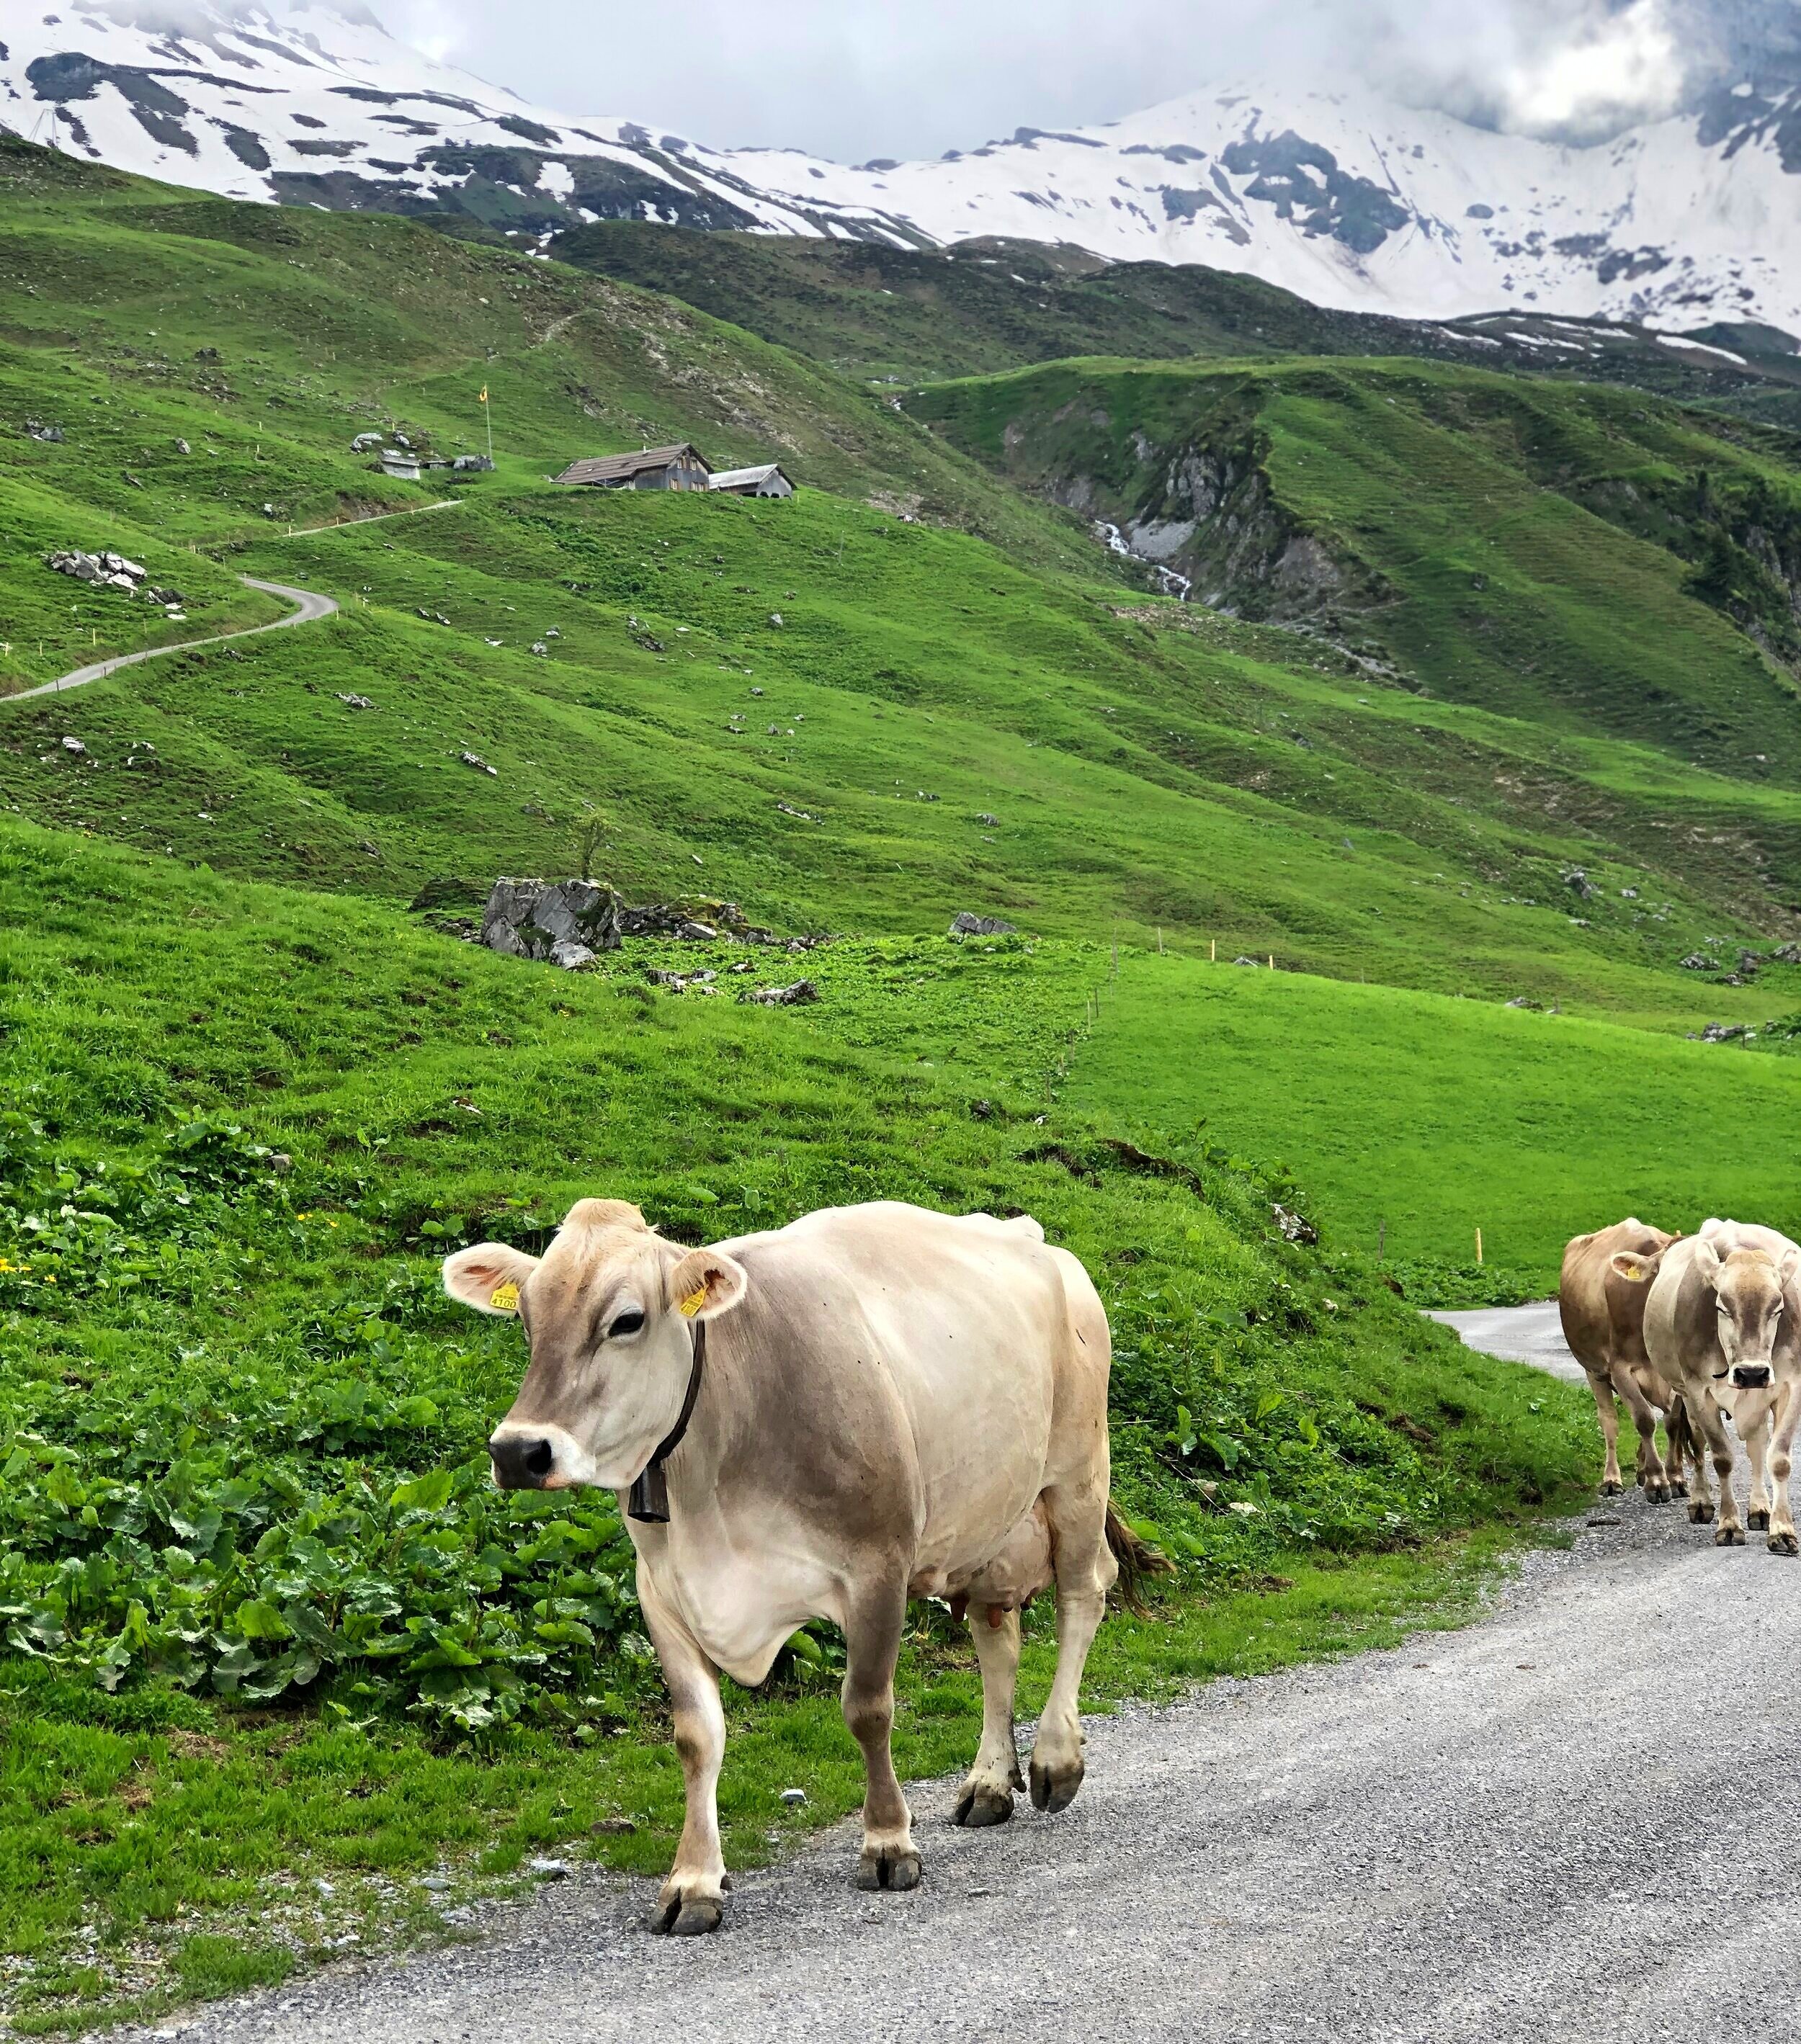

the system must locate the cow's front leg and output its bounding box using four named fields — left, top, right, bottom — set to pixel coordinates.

left=842, top=1576, right=919, bottom=1892
left=1744, top=1409, right=1774, bottom=1531
left=1767, top=1387, right=1800, bottom=1556
left=1686, top=1396, right=1719, bottom=1523
left=639, top=1573, right=728, bottom=1935
left=1699, top=1404, right=1743, bottom=1545
left=955, top=1604, right=1024, bottom=1827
